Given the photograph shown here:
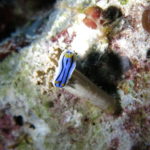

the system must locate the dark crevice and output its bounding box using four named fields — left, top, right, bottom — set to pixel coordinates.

left=0, top=0, right=57, bottom=42
left=13, top=115, right=24, bottom=126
